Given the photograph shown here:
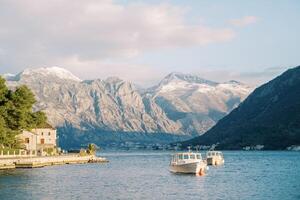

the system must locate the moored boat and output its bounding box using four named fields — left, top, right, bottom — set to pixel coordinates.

left=206, top=151, right=224, bottom=166
left=170, top=150, right=207, bottom=175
